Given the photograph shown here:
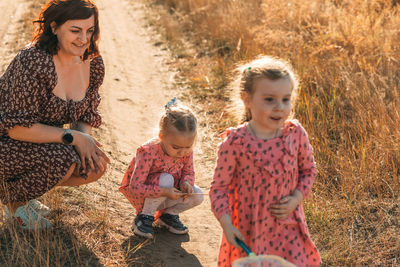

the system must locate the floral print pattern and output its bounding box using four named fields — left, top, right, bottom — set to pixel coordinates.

left=0, top=45, right=104, bottom=204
